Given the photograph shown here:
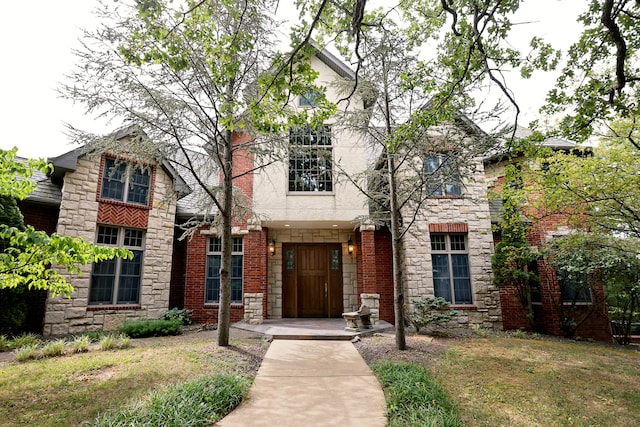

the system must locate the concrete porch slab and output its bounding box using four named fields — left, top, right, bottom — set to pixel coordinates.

left=232, top=318, right=393, bottom=340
